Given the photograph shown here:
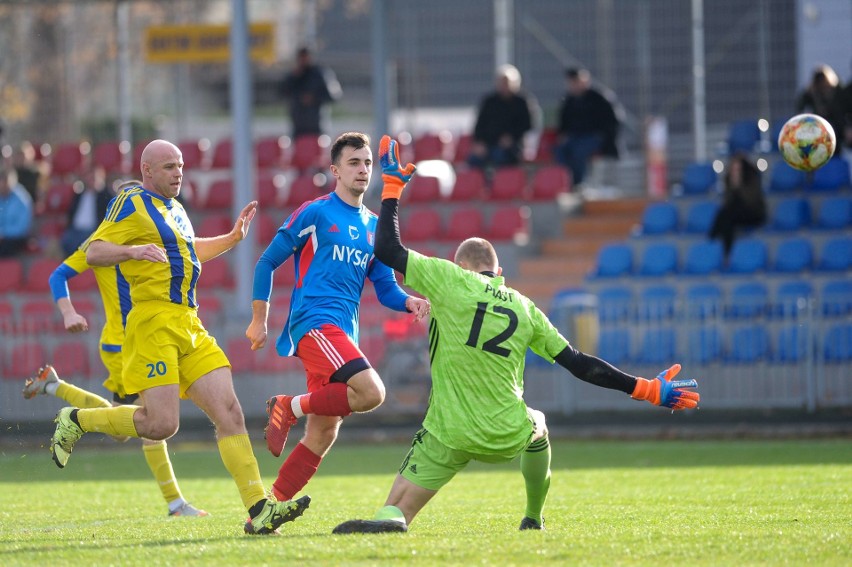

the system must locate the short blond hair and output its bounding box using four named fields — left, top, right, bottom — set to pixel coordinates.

left=454, top=237, right=498, bottom=271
